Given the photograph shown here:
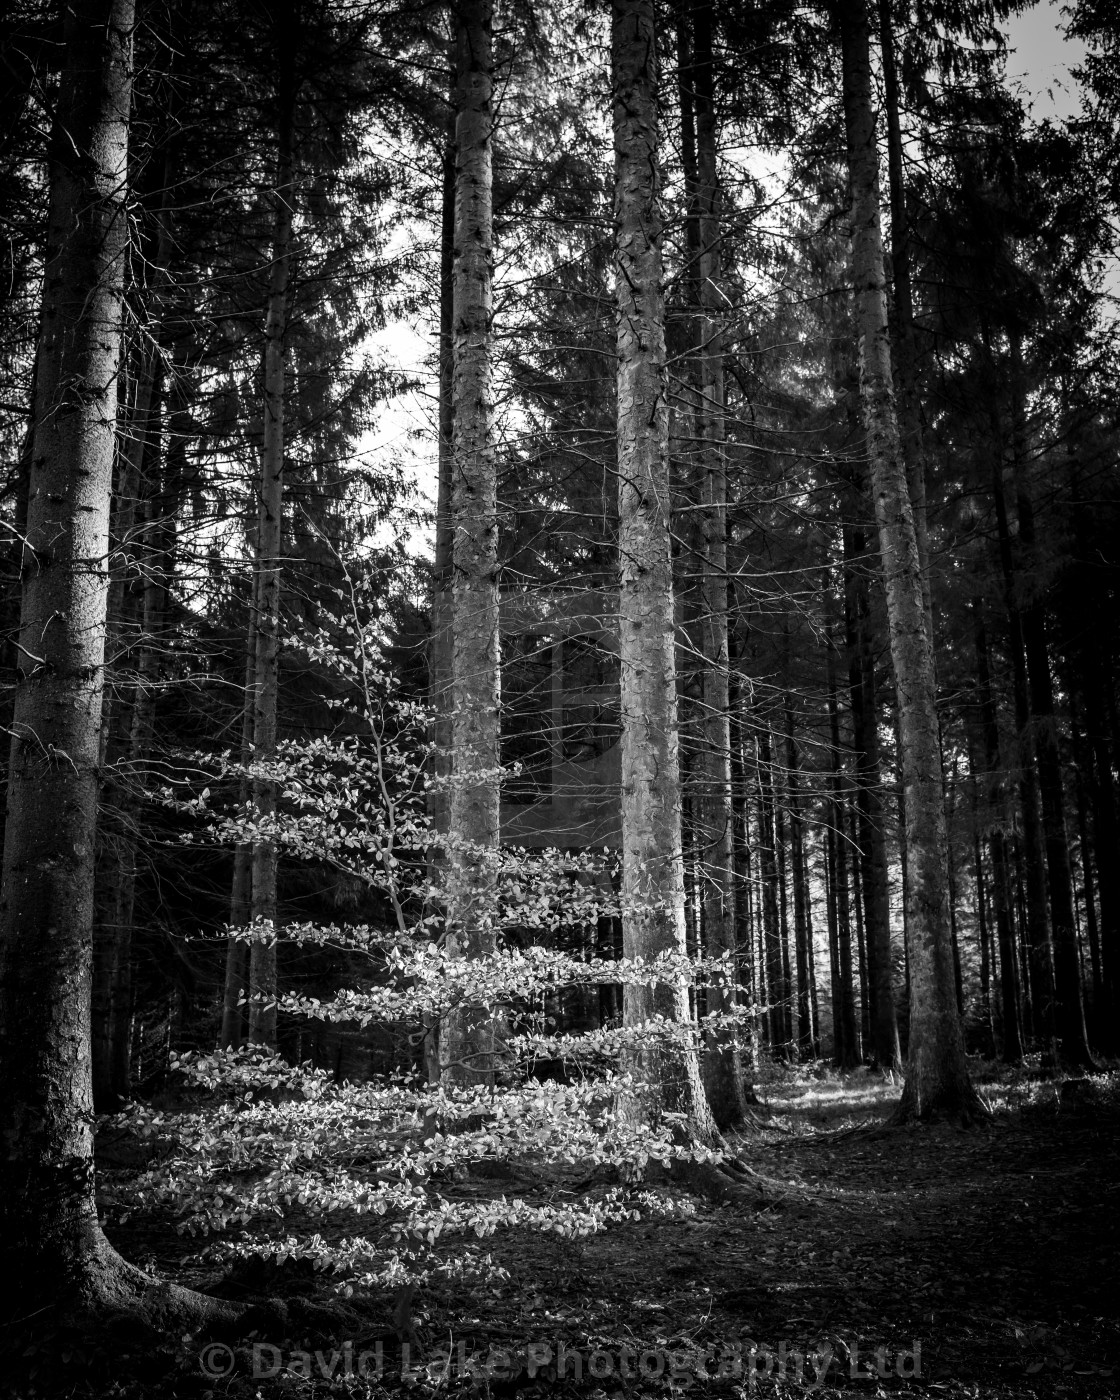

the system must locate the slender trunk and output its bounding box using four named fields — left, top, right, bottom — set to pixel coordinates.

left=843, top=517, right=901, bottom=1069
left=731, top=690, right=760, bottom=1082
left=758, top=728, right=786, bottom=1056
left=423, top=98, right=457, bottom=1085
left=246, top=46, right=296, bottom=1049
left=613, top=0, right=713, bottom=1139
left=441, top=0, right=503, bottom=1087
left=786, top=701, right=815, bottom=1059
left=827, top=643, right=859, bottom=1068
left=1071, top=741, right=1103, bottom=1044
left=222, top=631, right=256, bottom=1050
left=428, top=98, right=457, bottom=857
left=973, top=610, right=1024, bottom=1060
left=876, top=0, right=931, bottom=618
left=688, top=0, right=744, bottom=1130
left=974, top=820, right=996, bottom=1058
left=838, top=0, right=978, bottom=1119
